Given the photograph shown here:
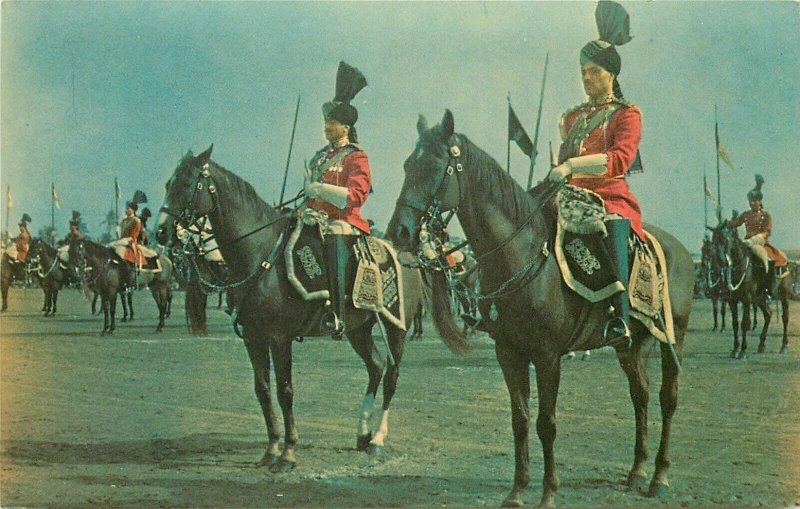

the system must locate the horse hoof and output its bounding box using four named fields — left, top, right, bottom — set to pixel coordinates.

left=100, top=331, right=106, bottom=337
left=757, top=344, right=766, bottom=354
left=737, top=351, right=747, bottom=361
left=269, top=459, right=296, bottom=474
left=256, top=453, right=280, bottom=468
left=627, top=472, right=648, bottom=492
left=729, top=350, right=738, bottom=359
left=120, top=317, right=127, bottom=323
left=647, top=480, right=669, bottom=498
left=356, top=434, right=372, bottom=452
left=365, top=444, right=384, bottom=456
left=779, top=345, right=788, bottom=354
left=500, top=494, right=523, bottom=508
